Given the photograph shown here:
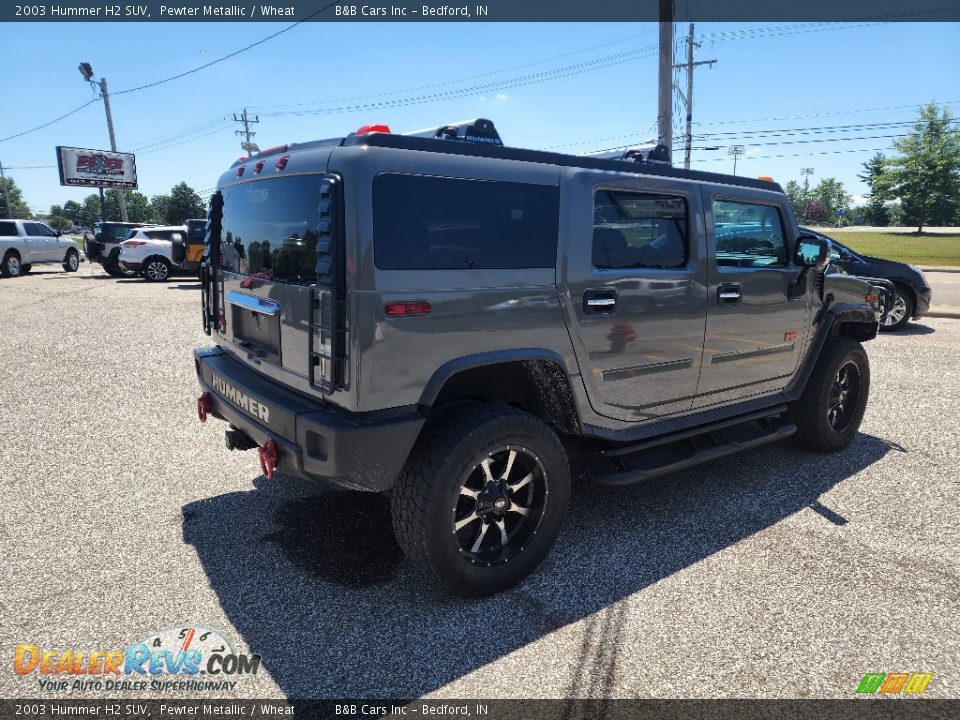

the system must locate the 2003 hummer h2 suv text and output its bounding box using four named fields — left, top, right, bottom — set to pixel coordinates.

left=194, top=119, right=880, bottom=596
